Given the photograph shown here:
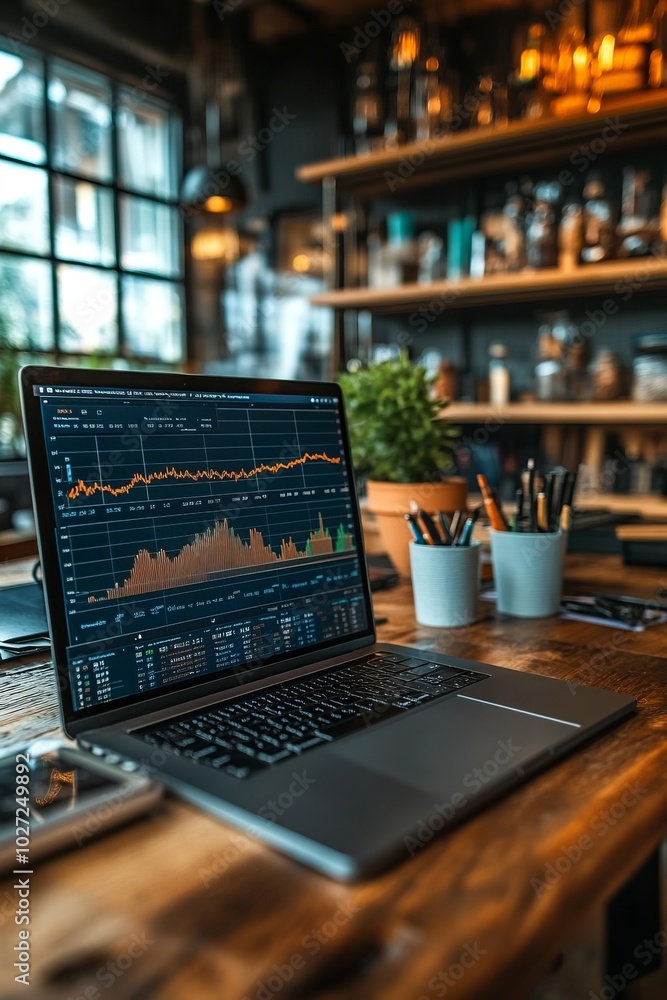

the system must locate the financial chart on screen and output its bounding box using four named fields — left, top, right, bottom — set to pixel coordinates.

left=36, top=385, right=369, bottom=712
